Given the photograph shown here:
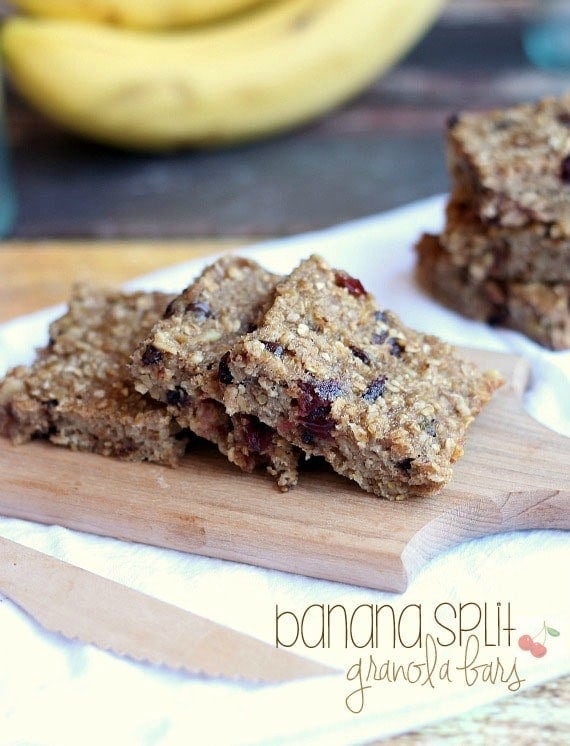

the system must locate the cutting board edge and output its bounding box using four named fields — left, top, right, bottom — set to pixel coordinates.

left=0, top=501, right=411, bottom=593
